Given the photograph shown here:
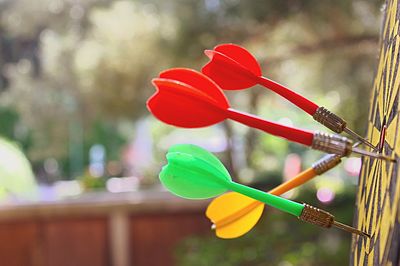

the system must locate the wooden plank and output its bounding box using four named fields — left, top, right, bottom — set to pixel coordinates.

left=130, top=212, right=210, bottom=266
left=0, top=221, right=41, bottom=266
left=109, top=212, right=130, bottom=266
left=42, top=217, right=109, bottom=266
